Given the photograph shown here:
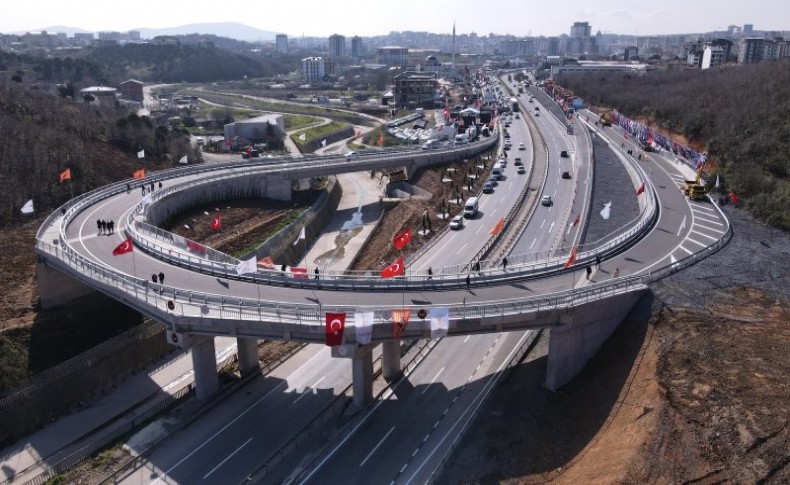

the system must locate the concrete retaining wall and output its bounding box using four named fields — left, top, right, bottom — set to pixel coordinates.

left=545, top=288, right=647, bottom=390
left=37, top=260, right=96, bottom=310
